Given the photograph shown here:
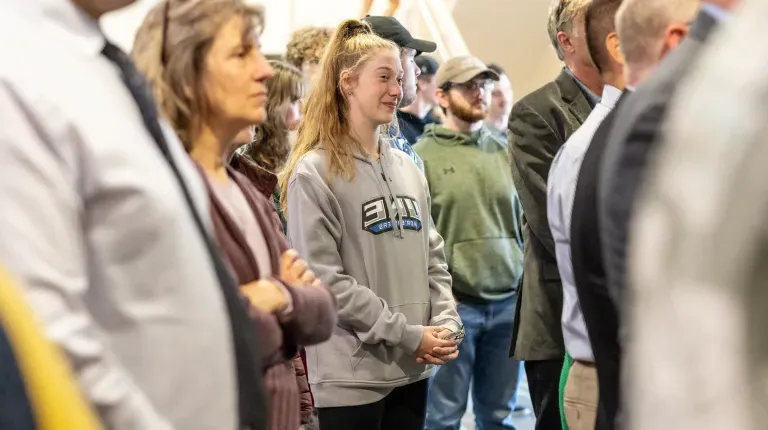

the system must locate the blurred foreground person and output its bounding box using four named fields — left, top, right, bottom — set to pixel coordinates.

left=567, top=0, right=700, bottom=427
left=0, top=1, right=266, bottom=429
left=629, top=0, right=768, bottom=428
left=281, top=19, right=462, bottom=430
left=598, top=0, right=740, bottom=321
left=0, top=265, right=98, bottom=430
left=132, top=3, right=336, bottom=429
